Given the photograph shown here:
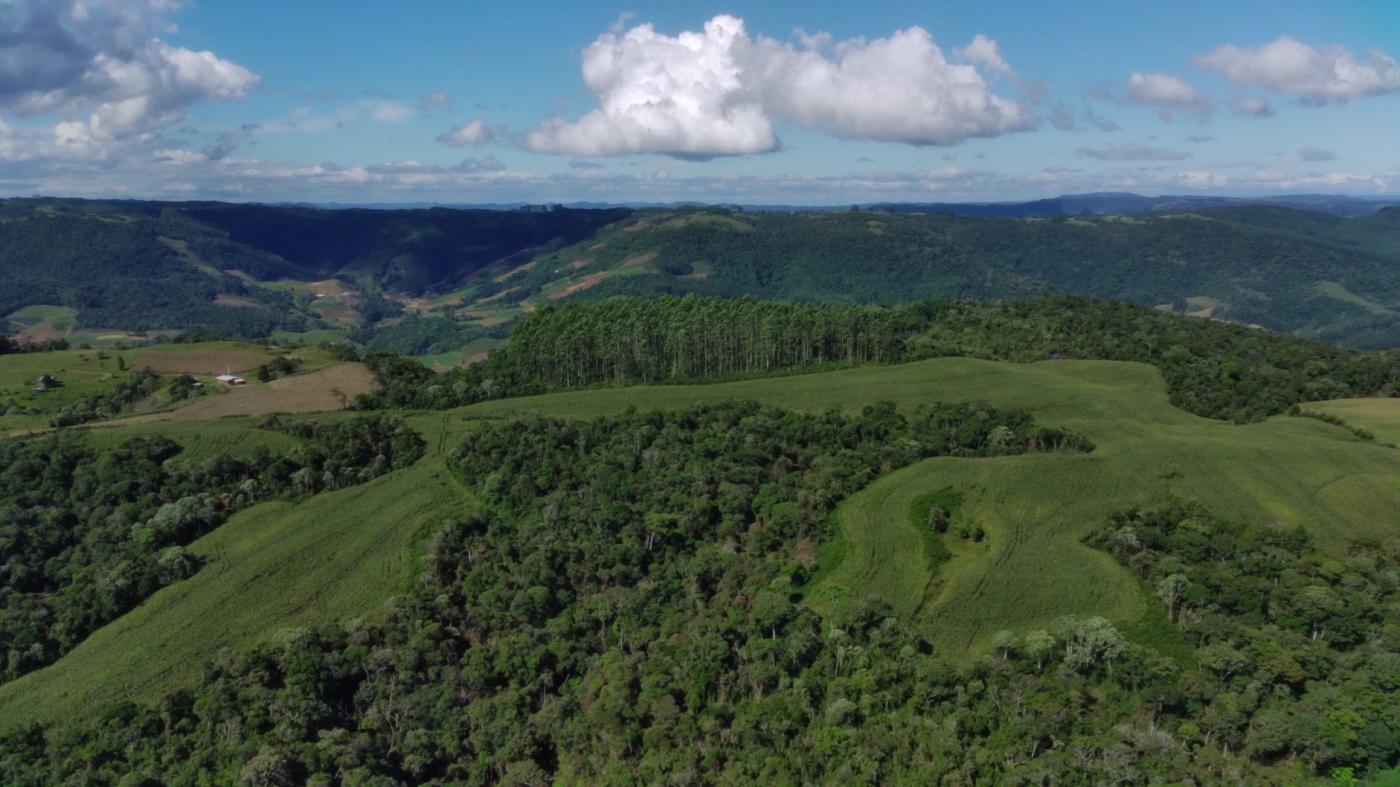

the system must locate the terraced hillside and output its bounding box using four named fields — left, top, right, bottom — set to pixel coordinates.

left=4, top=357, right=1396, bottom=727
